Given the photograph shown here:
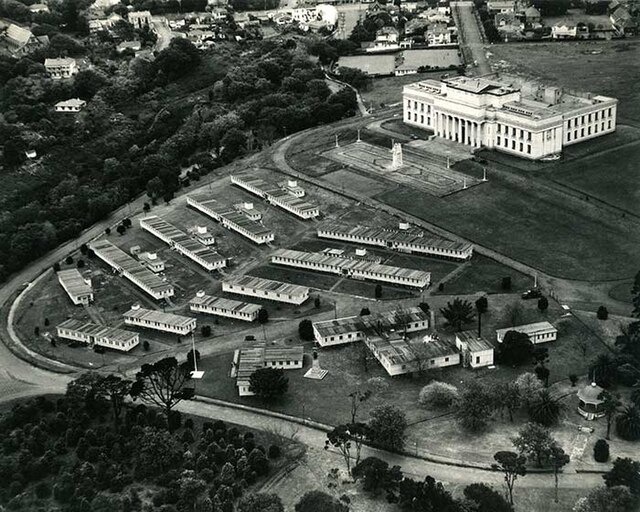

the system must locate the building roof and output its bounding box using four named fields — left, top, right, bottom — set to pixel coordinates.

left=523, top=6, right=540, bottom=17
left=577, top=382, right=605, bottom=403
left=55, top=98, right=86, bottom=108
left=313, top=307, right=429, bottom=339
left=45, top=58, right=76, bottom=67
left=456, top=331, right=494, bottom=352
left=368, top=336, right=416, bottom=366
left=123, top=306, right=194, bottom=328
left=141, top=216, right=225, bottom=266
left=191, top=198, right=273, bottom=238
left=236, top=343, right=303, bottom=386
left=57, top=269, right=92, bottom=297
left=496, top=321, right=557, bottom=337
left=90, top=239, right=174, bottom=296
left=6, top=24, right=32, bottom=46
left=319, top=222, right=472, bottom=253
left=416, top=338, right=459, bottom=359
left=444, top=76, right=518, bottom=96
left=189, top=294, right=262, bottom=315
left=57, top=318, right=138, bottom=344
left=273, top=249, right=431, bottom=283
left=225, top=275, right=309, bottom=297
left=232, top=175, right=319, bottom=215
